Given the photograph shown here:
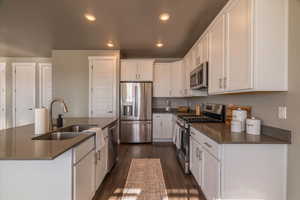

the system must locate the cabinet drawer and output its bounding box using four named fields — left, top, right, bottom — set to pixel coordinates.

left=201, top=134, right=220, bottom=160
left=73, top=137, right=95, bottom=164
left=190, top=127, right=203, bottom=144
